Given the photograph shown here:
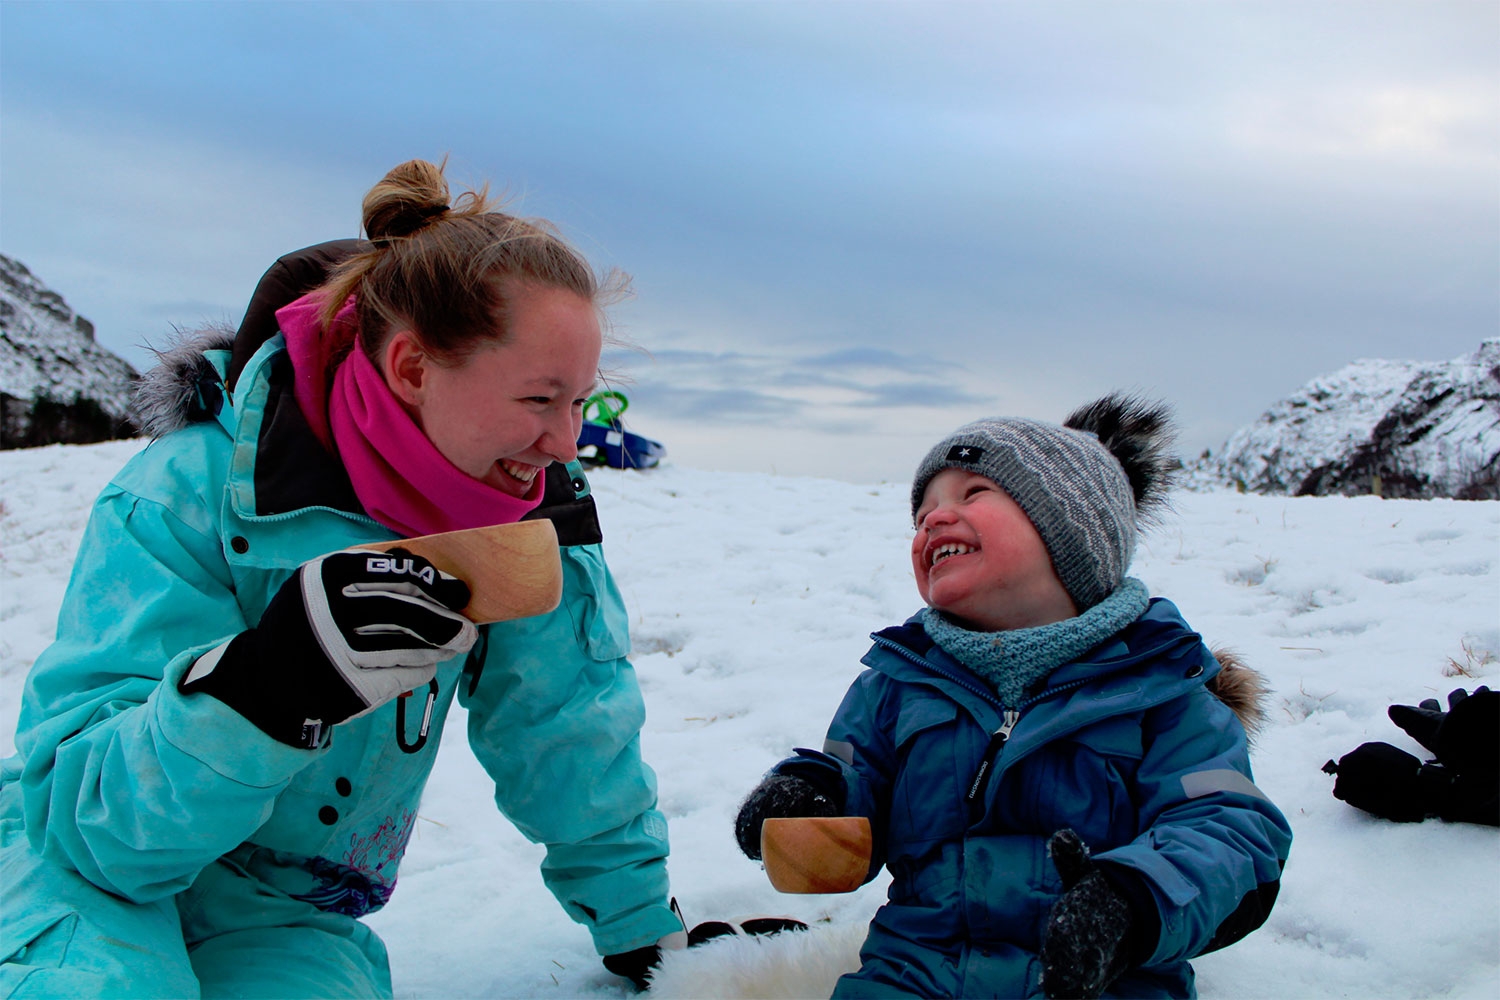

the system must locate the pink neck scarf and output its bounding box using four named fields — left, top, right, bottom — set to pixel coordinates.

left=275, top=292, right=543, bottom=538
